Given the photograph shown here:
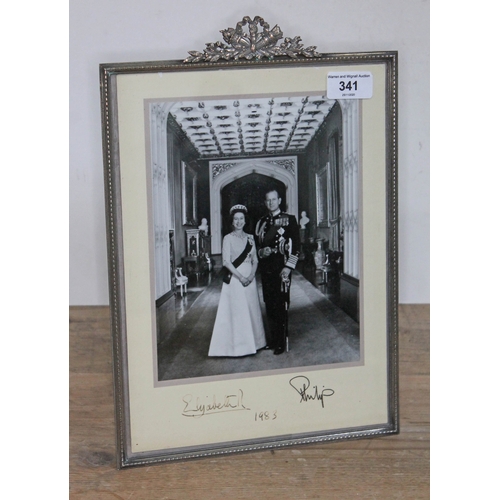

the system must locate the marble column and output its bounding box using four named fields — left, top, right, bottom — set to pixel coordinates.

left=339, top=100, right=359, bottom=279
left=151, top=102, right=173, bottom=299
